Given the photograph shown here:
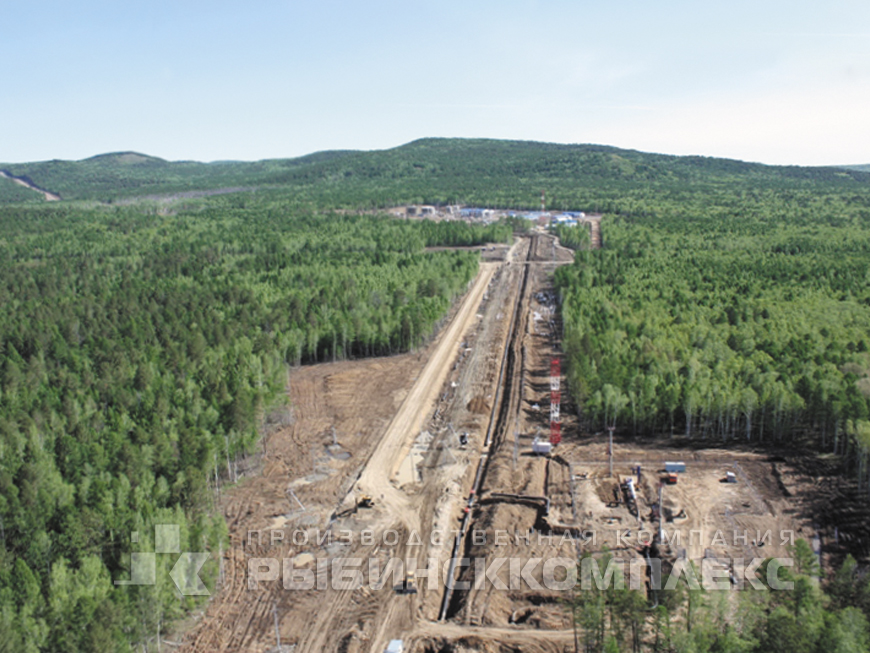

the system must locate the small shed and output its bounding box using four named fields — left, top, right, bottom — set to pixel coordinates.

left=664, top=461, right=686, bottom=473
